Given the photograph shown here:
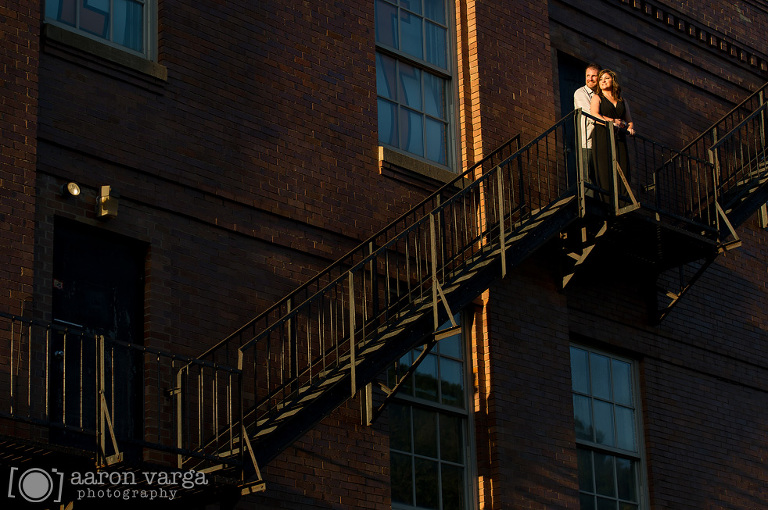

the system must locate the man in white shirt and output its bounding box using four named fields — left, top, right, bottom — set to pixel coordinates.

left=573, top=63, right=600, bottom=188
